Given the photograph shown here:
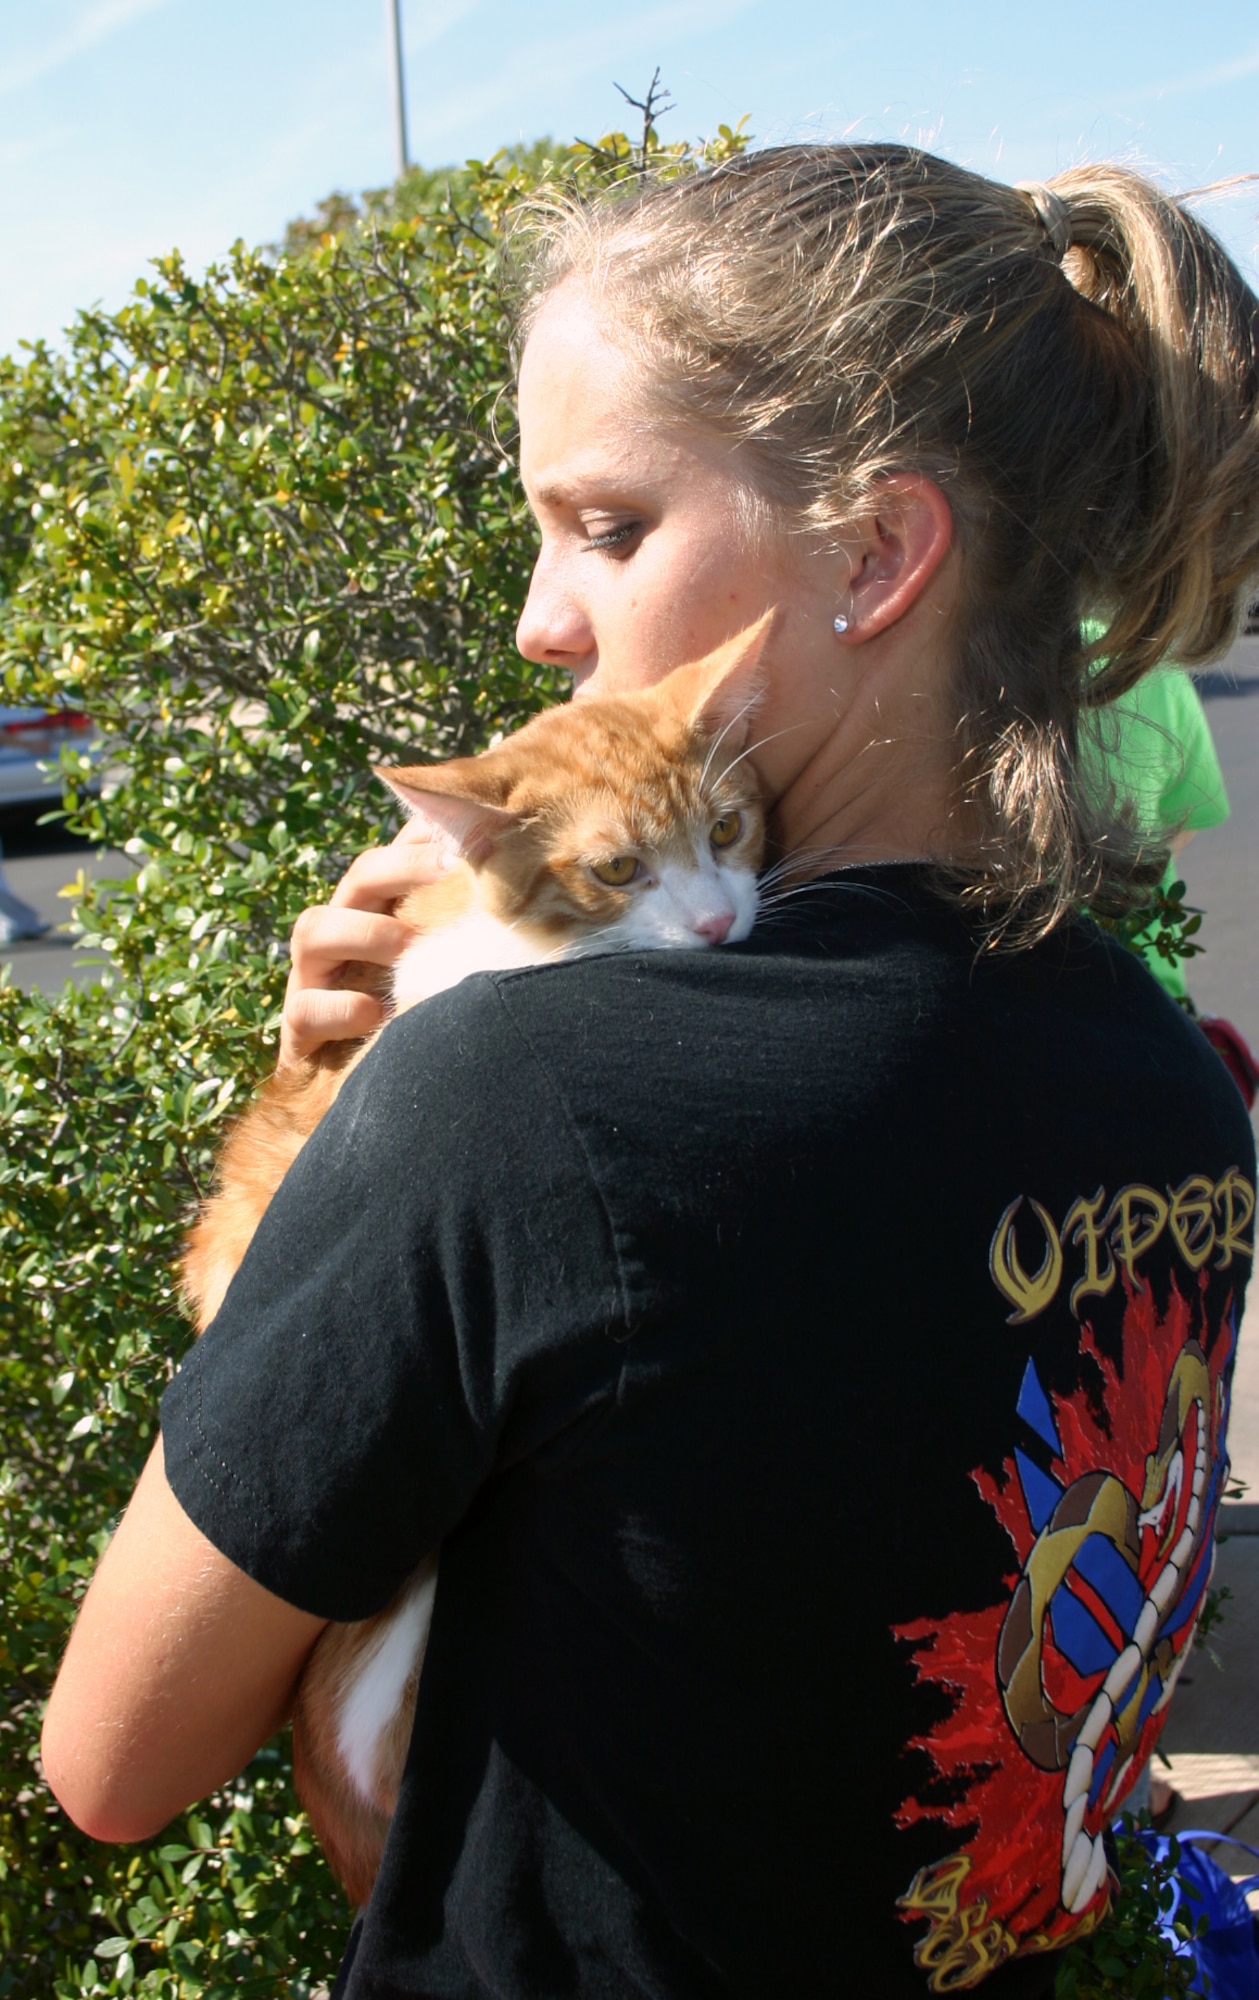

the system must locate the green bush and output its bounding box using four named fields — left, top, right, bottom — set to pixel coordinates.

left=0, top=95, right=1208, bottom=1997
left=0, top=108, right=747, bottom=1997
left=1053, top=1819, right=1205, bottom=1999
